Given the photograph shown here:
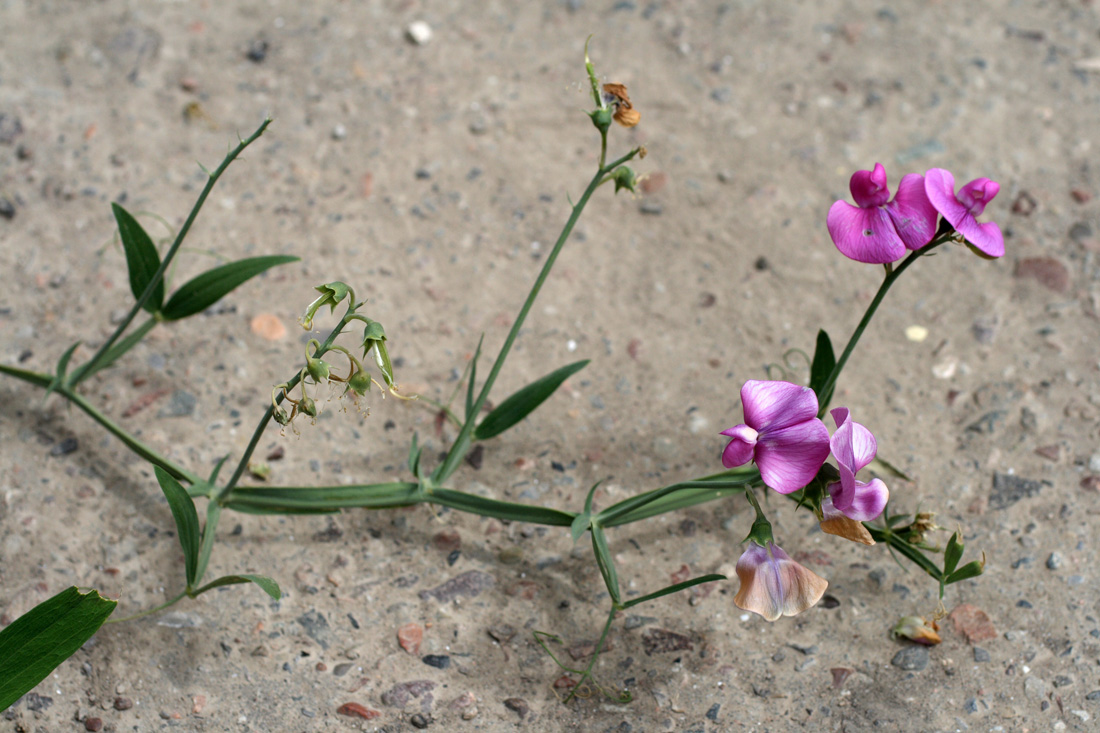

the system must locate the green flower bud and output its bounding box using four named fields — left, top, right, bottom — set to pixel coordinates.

left=610, top=166, right=637, bottom=194
left=347, top=368, right=373, bottom=397
left=273, top=406, right=291, bottom=426
left=298, top=394, right=318, bottom=418
left=589, top=107, right=612, bottom=134
left=306, top=356, right=331, bottom=383
left=300, top=281, right=352, bottom=329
